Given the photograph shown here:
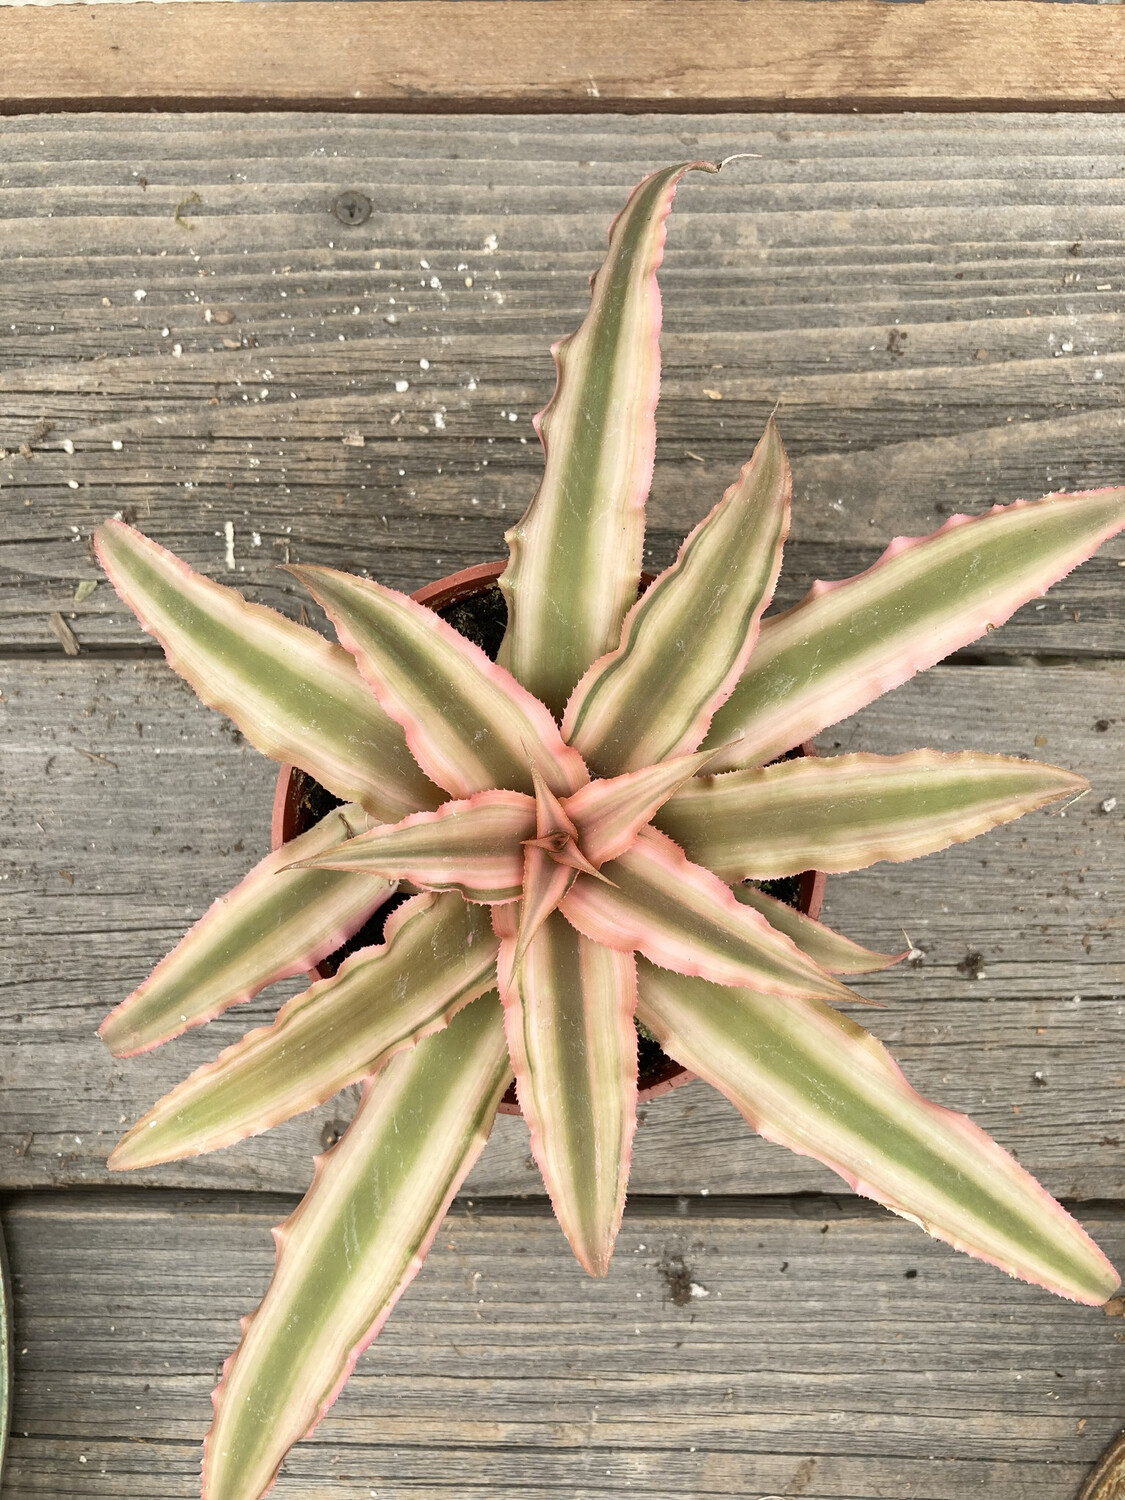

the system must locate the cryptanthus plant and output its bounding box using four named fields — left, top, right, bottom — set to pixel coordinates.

left=97, top=161, right=1125, bottom=1500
